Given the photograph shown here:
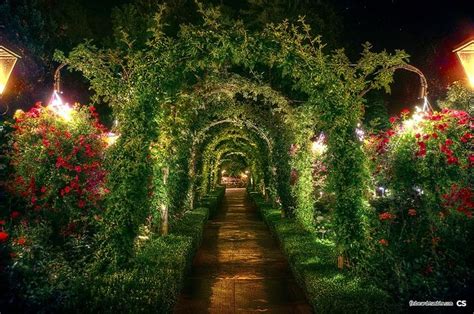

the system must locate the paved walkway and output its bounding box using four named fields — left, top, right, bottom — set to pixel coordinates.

left=174, top=188, right=312, bottom=313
